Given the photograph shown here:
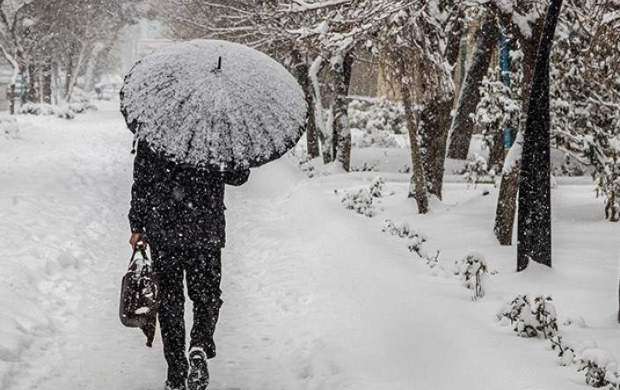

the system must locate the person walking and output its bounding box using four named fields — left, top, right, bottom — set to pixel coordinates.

left=121, top=39, right=307, bottom=390
left=128, top=140, right=249, bottom=390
